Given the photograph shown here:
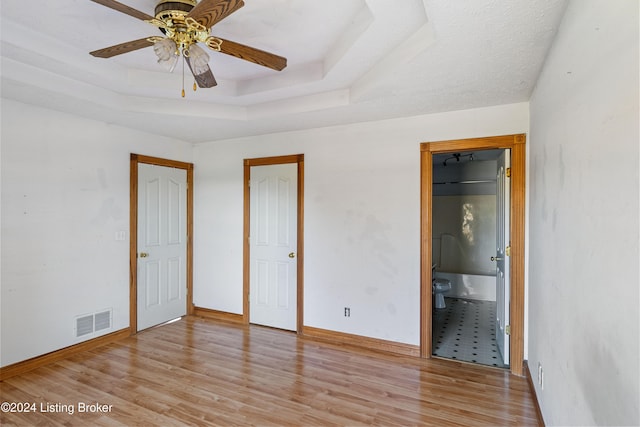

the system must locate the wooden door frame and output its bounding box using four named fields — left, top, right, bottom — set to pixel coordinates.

left=243, top=154, right=305, bottom=332
left=129, top=154, right=194, bottom=335
left=420, top=134, right=526, bottom=376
